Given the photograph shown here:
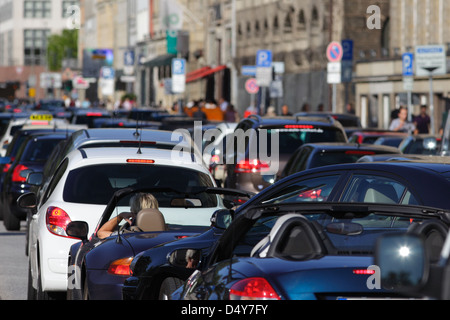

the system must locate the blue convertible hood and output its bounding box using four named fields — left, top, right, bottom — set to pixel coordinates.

left=86, top=231, right=201, bottom=270
left=122, top=231, right=201, bottom=256
left=236, top=256, right=387, bottom=300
